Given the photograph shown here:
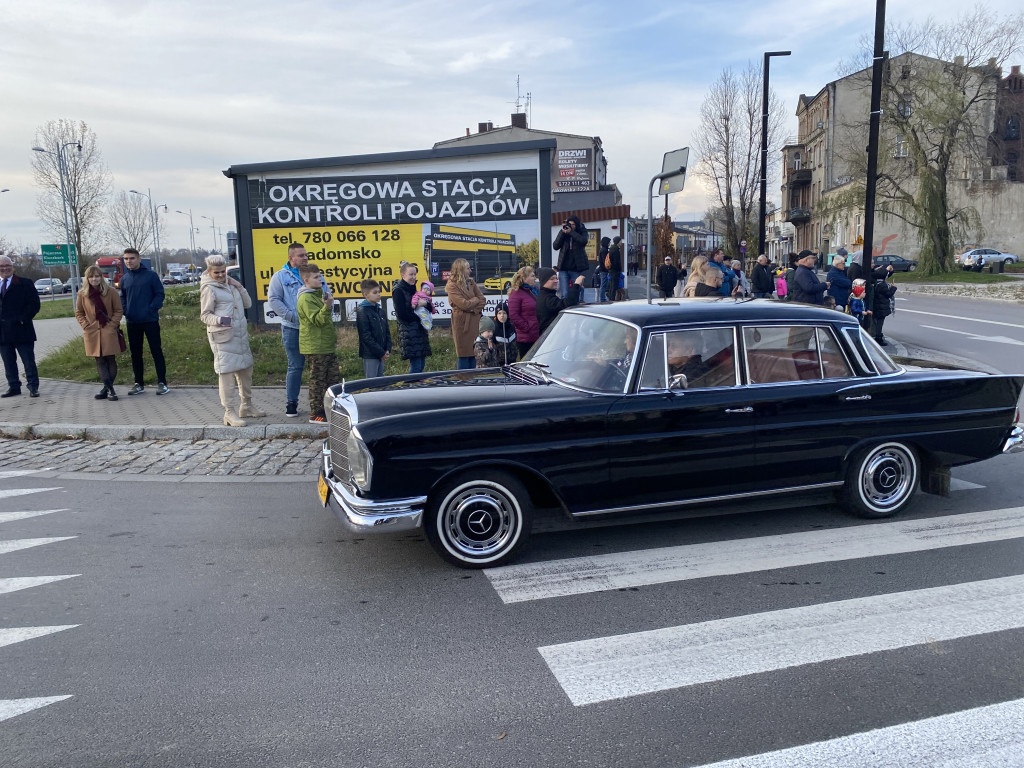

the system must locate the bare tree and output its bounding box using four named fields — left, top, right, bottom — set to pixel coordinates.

left=107, top=190, right=156, bottom=252
left=693, top=62, right=787, bottom=261
left=829, top=6, right=1024, bottom=274
left=31, top=119, right=112, bottom=264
